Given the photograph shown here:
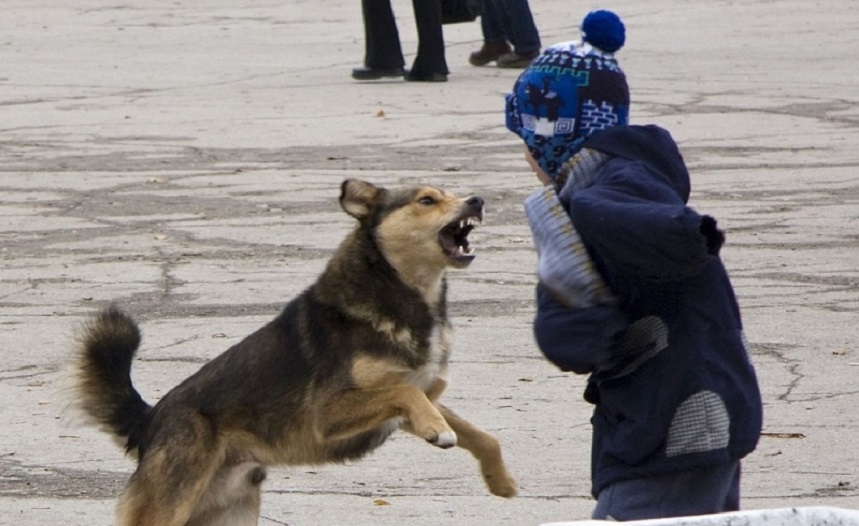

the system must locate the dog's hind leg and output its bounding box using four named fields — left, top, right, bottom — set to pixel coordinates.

left=116, top=414, right=226, bottom=526
left=435, top=404, right=518, bottom=498
left=186, top=450, right=267, bottom=526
